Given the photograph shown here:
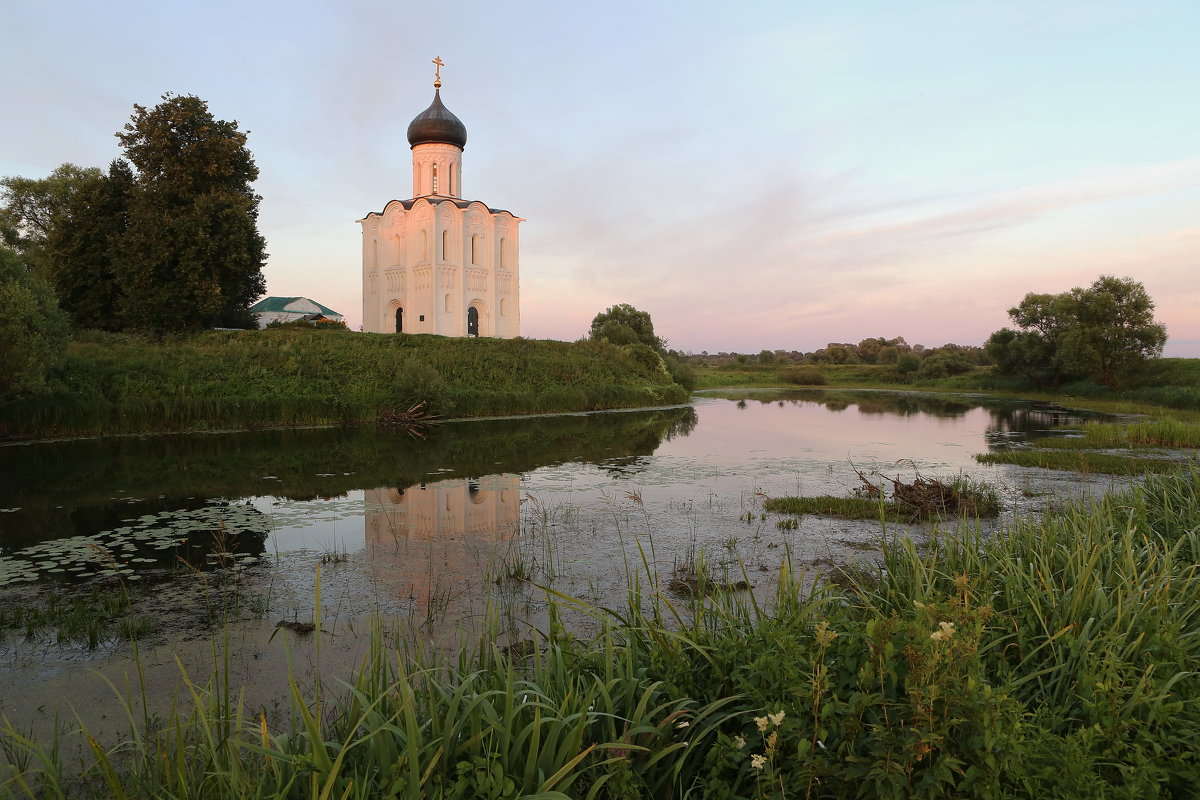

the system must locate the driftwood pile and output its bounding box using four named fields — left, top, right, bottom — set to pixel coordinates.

left=375, top=402, right=439, bottom=438
left=854, top=466, right=979, bottom=521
